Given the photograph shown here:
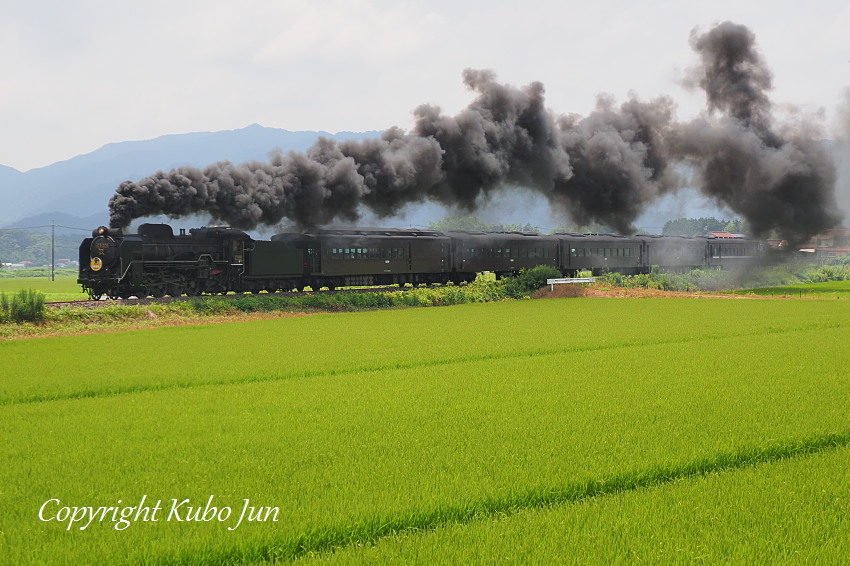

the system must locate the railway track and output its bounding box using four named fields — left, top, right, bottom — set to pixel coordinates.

left=44, top=286, right=403, bottom=309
